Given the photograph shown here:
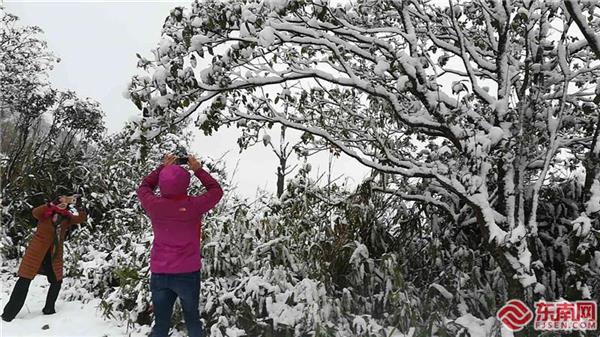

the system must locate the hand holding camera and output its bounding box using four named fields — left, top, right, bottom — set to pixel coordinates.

left=163, top=148, right=202, bottom=171
left=162, top=153, right=178, bottom=166
left=188, top=156, right=202, bottom=171
left=53, top=194, right=81, bottom=209
left=174, top=146, right=189, bottom=165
